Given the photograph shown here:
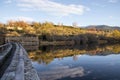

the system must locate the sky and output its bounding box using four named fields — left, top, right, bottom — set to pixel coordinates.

left=0, top=0, right=120, bottom=26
